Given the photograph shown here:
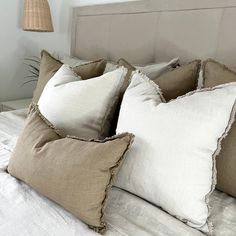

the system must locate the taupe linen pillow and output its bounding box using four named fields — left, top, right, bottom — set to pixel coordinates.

left=8, top=105, right=134, bottom=234
left=33, top=50, right=62, bottom=103
left=153, top=60, right=201, bottom=101
left=33, top=50, right=107, bottom=103
left=203, top=59, right=236, bottom=198
left=203, top=59, right=236, bottom=87
left=118, top=59, right=201, bottom=101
